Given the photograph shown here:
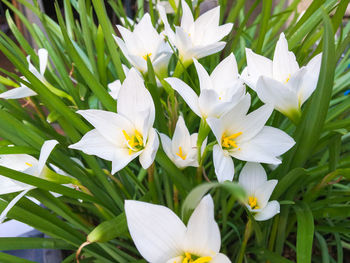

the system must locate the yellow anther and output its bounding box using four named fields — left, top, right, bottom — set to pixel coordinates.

left=142, top=53, right=152, bottom=60
left=285, top=74, right=291, bottom=83
left=248, top=196, right=259, bottom=210
left=25, top=162, right=33, bottom=167
left=221, top=132, right=242, bottom=150
left=122, top=130, right=131, bottom=141
left=193, top=257, right=212, bottom=263
left=176, top=146, right=187, bottom=160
